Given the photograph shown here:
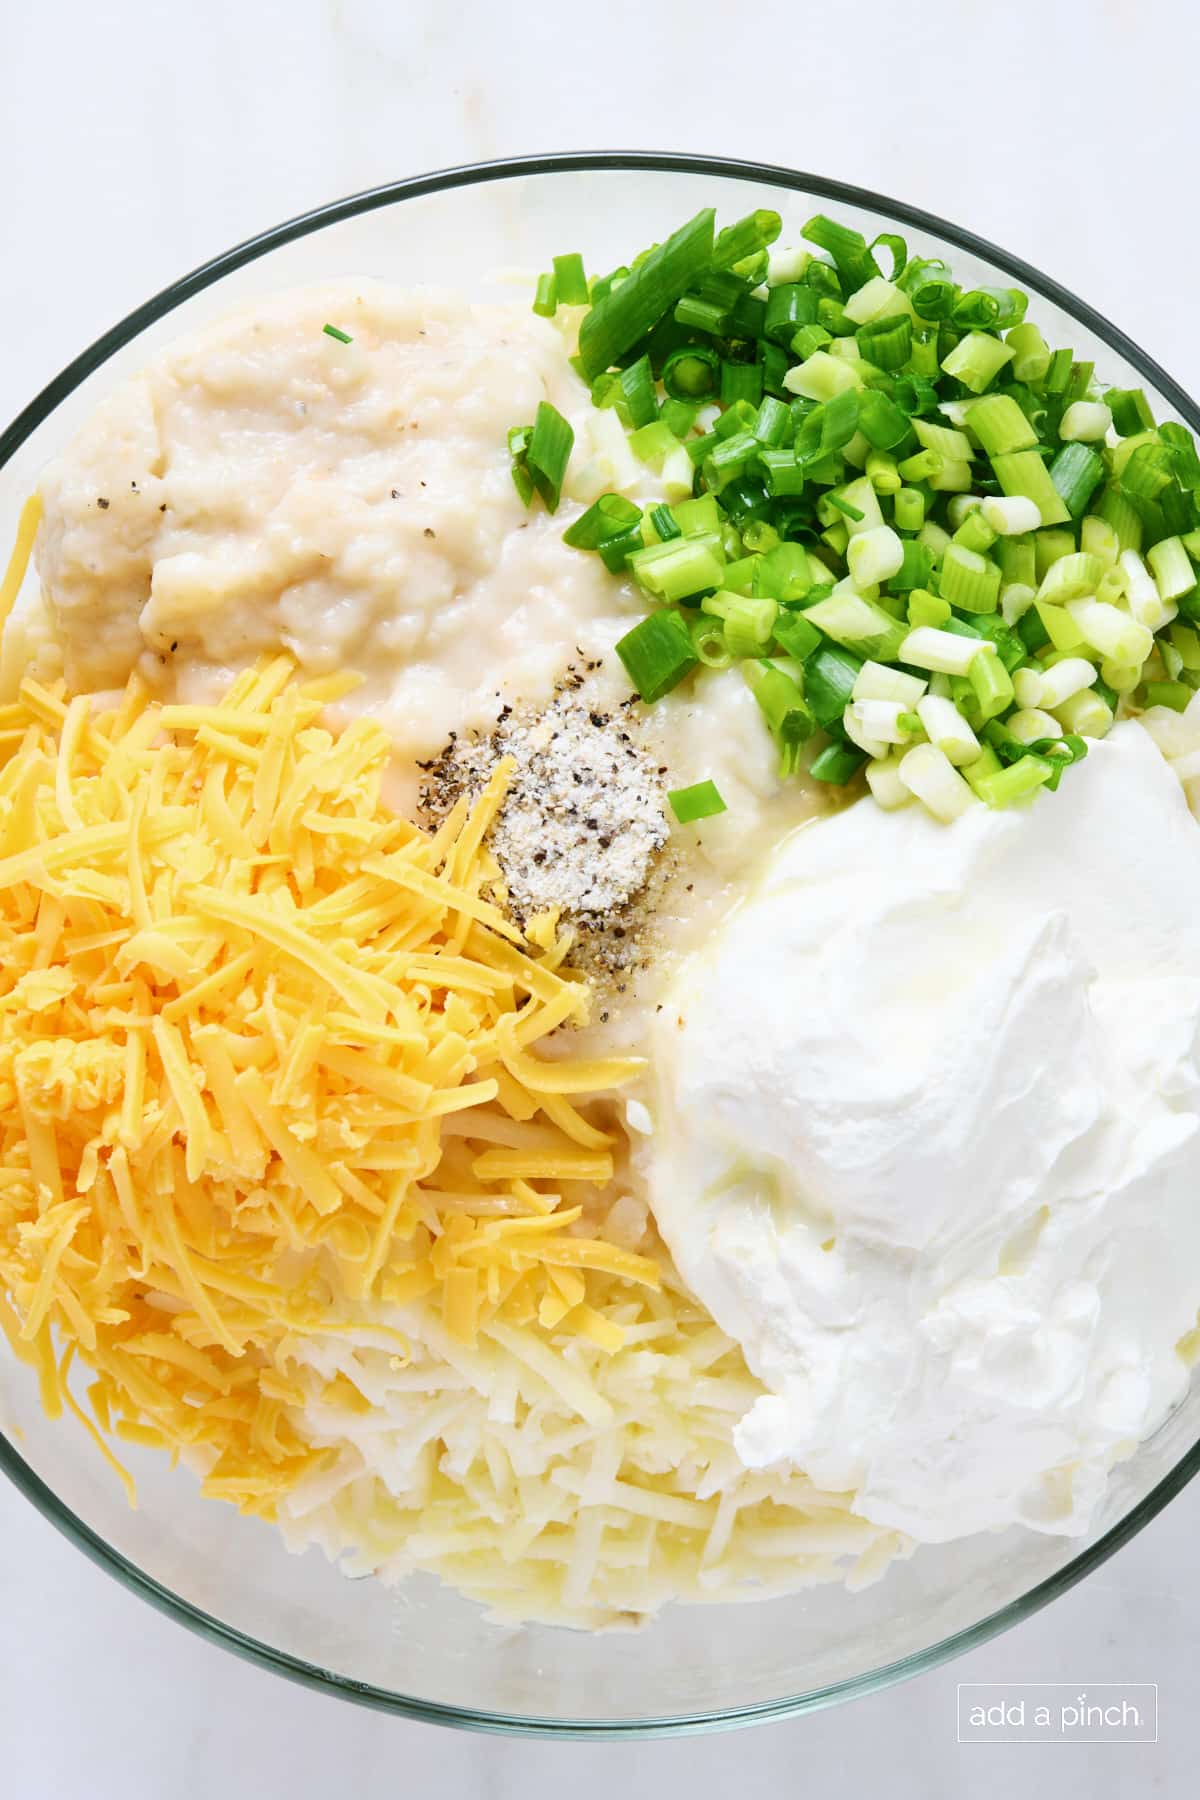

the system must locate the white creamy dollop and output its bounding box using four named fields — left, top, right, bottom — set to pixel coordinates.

left=645, top=723, right=1200, bottom=1542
